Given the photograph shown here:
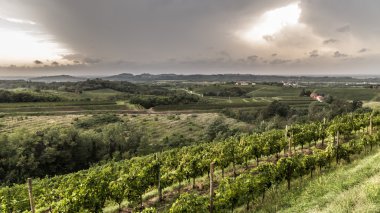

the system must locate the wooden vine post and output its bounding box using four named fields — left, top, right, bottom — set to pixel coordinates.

left=209, top=162, right=215, bottom=213
left=336, top=131, right=340, bottom=146
left=156, top=154, right=163, bottom=202
left=27, top=178, right=35, bottom=213
left=322, top=118, right=326, bottom=147
left=291, top=130, right=295, bottom=153
left=286, top=125, right=292, bottom=156
left=336, top=131, right=340, bottom=164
